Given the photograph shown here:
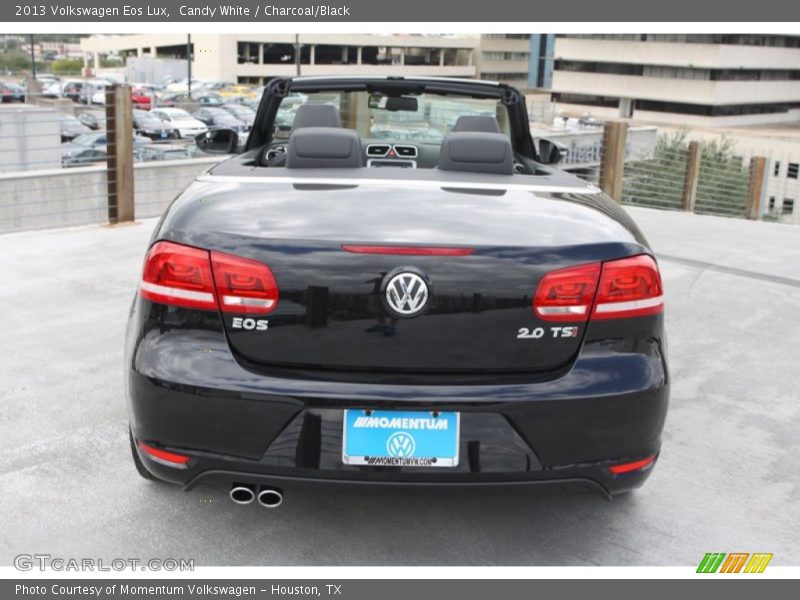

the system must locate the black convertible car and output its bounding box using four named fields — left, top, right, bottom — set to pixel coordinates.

left=125, top=76, right=668, bottom=506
